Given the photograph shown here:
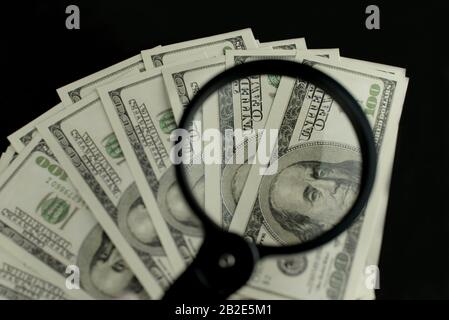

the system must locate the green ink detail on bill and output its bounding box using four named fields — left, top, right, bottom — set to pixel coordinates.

left=38, top=193, right=70, bottom=224
left=268, top=74, right=281, bottom=88
left=102, top=133, right=124, bottom=159
left=364, top=83, right=381, bottom=116
left=159, top=110, right=177, bottom=134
